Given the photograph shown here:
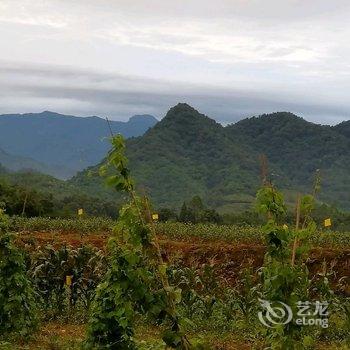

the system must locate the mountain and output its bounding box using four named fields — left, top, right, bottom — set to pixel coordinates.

left=332, top=120, right=350, bottom=139
left=71, top=104, right=350, bottom=212
left=71, top=104, right=260, bottom=211
left=0, top=111, right=157, bottom=179
left=227, top=112, right=350, bottom=209
left=0, top=147, right=56, bottom=174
